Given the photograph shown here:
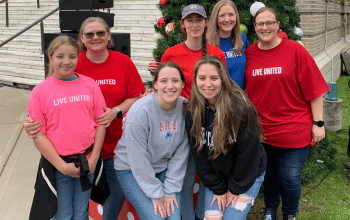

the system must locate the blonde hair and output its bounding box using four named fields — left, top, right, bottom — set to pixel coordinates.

left=77, top=17, right=114, bottom=51
left=46, top=34, right=79, bottom=77
left=184, top=55, right=262, bottom=159
left=207, top=0, right=243, bottom=55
